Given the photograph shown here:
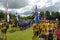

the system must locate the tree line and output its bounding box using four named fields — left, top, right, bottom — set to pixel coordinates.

left=40, top=11, right=60, bottom=20
left=0, top=11, right=60, bottom=20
